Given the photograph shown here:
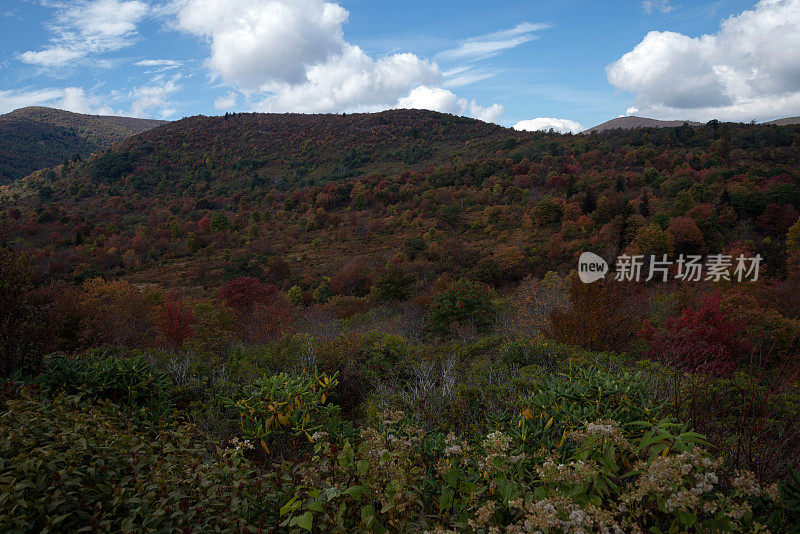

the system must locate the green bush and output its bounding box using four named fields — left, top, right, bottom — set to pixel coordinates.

left=0, top=390, right=288, bottom=533
left=427, top=279, right=497, bottom=335
left=371, top=265, right=416, bottom=302
left=221, top=370, right=338, bottom=455
left=515, top=366, right=664, bottom=441
left=35, top=352, right=173, bottom=420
